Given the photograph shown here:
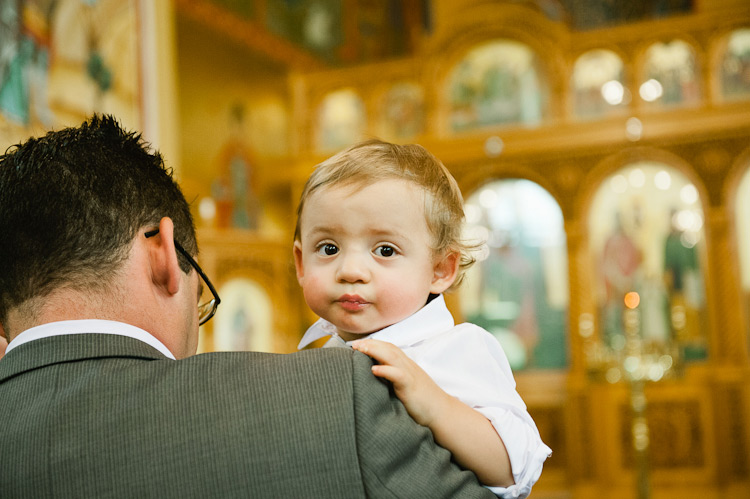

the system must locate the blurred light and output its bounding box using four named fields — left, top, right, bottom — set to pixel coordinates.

left=606, top=368, right=622, bottom=383
left=610, top=174, right=628, bottom=193
left=579, top=313, right=594, bottom=338
left=671, top=304, right=687, bottom=330
left=674, top=209, right=703, bottom=234
left=624, top=355, right=640, bottom=373
left=463, top=225, right=490, bottom=255
left=633, top=419, right=649, bottom=450
left=601, top=80, right=625, bottom=105
left=680, top=184, right=699, bottom=204
left=465, top=204, right=481, bottom=224
left=479, top=188, right=498, bottom=208
left=676, top=209, right=694, bottom=231
left=648, top=364, right=664, bottom=381
left=681, top=231, right=700, bottom=248
left=624, top=291, right=640, bottom=309
left=692, top=212, right=704, bottom=231
left=199, top=197, right=216, bottom=221
left=626, top=117, right=643, bottom=141
left=658, top=355, right=674, bottom=370
left=670, top=209, right=679, bottom=227
left=621, top=87, right=633, bottom=106
left=628, top=168, right=645, bottom=188
left=473, top=245, right=491, bottom=261
left=611, top=334, right=627, bottom=351
left=484, top=136, right=504, bottom=157
left=654, top=170, right=671, bottom=190
left=639, top=78, right=663, bottom=102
